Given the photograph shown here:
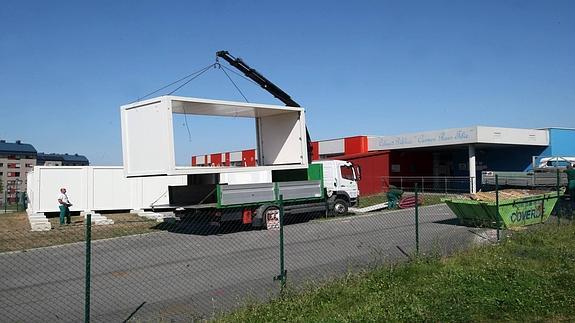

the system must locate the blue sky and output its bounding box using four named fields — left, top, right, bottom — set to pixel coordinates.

left=1, top=0, right=573, bottom=165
